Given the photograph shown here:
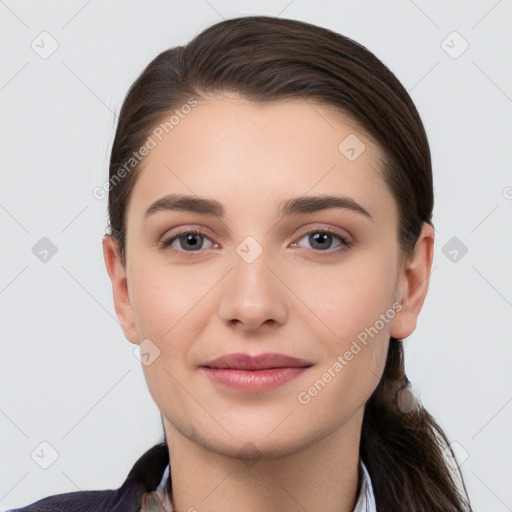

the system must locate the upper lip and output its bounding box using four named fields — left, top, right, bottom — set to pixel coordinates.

left=202, top=352, right=313, bottom=370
